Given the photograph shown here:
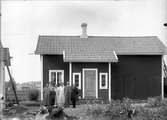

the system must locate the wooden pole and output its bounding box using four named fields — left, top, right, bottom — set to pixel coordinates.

left=6, top=66, right=19, bottom=105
